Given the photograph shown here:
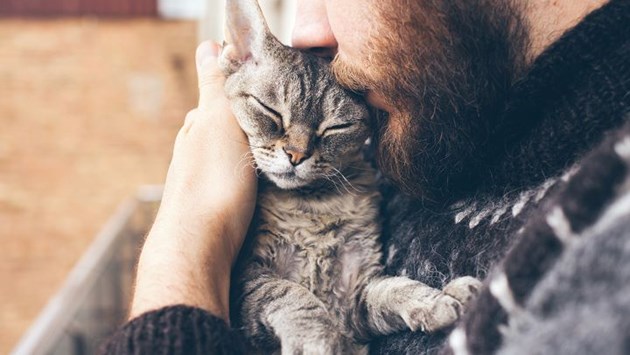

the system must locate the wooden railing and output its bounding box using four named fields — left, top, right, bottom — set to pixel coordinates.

left=11, top=186, right=163, bottom=355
